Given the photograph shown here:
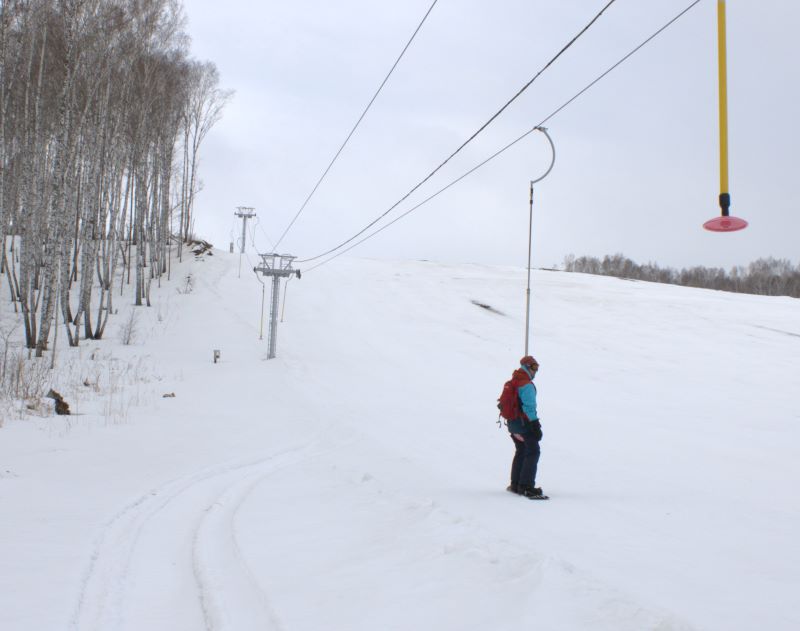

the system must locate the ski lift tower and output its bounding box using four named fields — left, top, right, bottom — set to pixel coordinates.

left=235, top=207, right=256, bottom=277
left=254, top=253, right=301, bottom=359
left=234, top=207, right=256, bottom=252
